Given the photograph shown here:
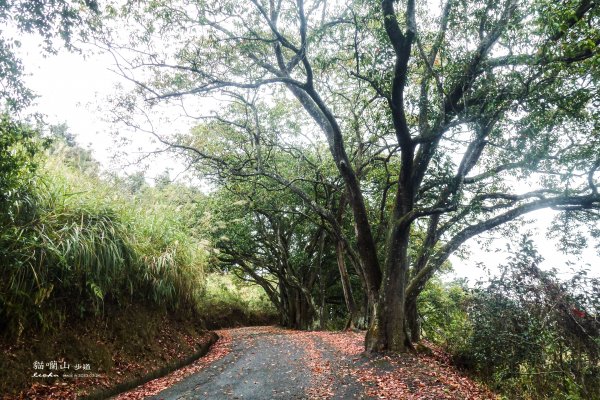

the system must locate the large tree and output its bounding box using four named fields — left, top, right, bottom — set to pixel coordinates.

left=103, top=0, right=600, bottom=352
